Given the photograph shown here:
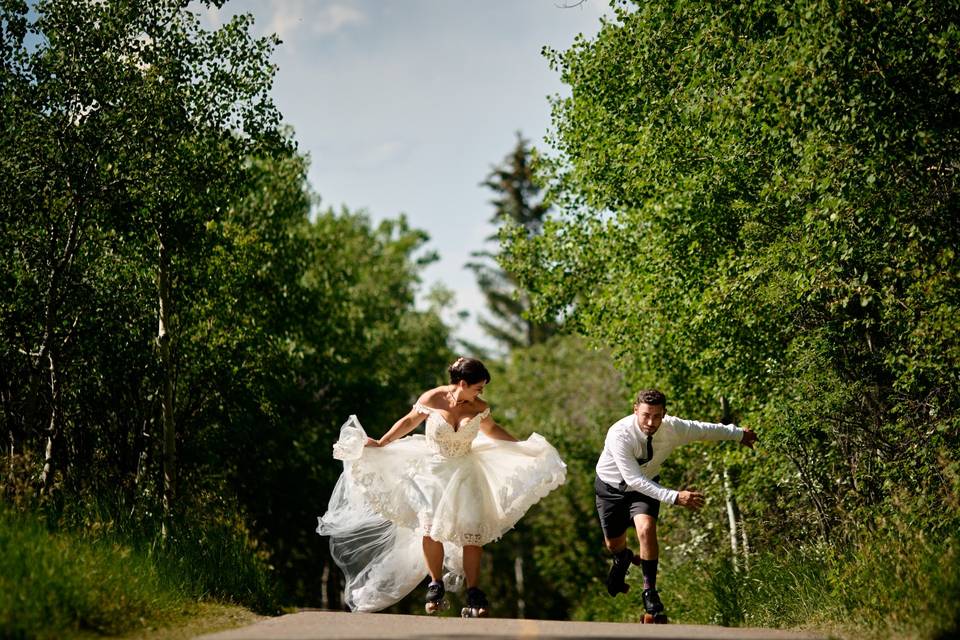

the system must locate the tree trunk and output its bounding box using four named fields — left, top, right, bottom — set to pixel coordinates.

left=740, top=508, right=751, bottom=571
left=40, top=348, right=62, bottom=493
left=158, top=231, right=176, bottom=539
left=321, top=561, right=330, bottom=610
left=2, top=382, right=14, bottom=479
left=723, top=467, right=740, bottom=571
left=134, top=419, right=150, bottom=487
left=36, top=202, right=83, bottom=494
left=514, top=553, right=526, bottom=619
left=720, top=396, right=742, bottom=570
